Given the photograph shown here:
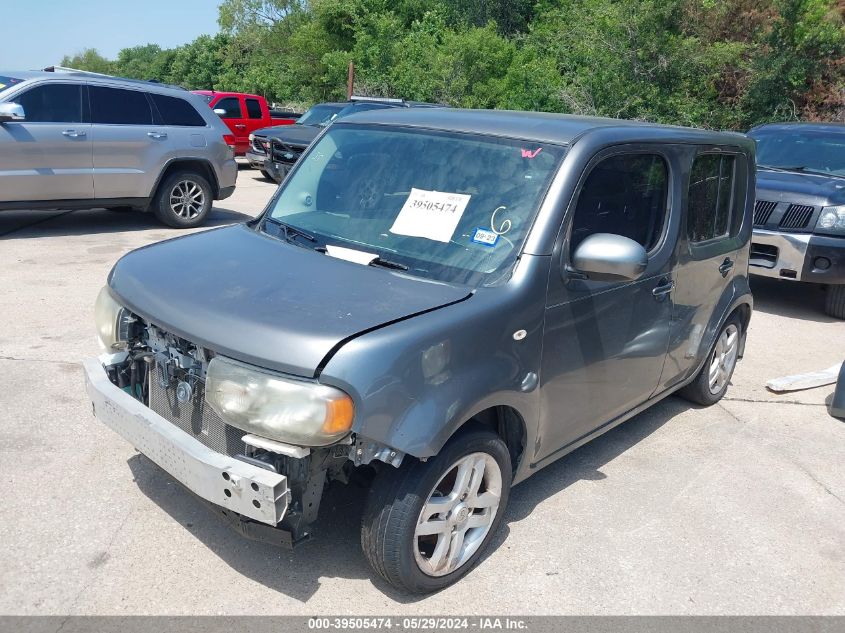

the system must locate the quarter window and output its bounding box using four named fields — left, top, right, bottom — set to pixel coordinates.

left=214, top=97, right=242, bottom=119
left=151, top=93, right=206, bottom=127
left=12, top=83, right=83, bottom=123
left=687, top=154, right=736, bottom=242
left=570, top=154, right=668, bottom=253
left=90, top=86, right=153, bottom=125
left=245, top=98, right=262, bottom=119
